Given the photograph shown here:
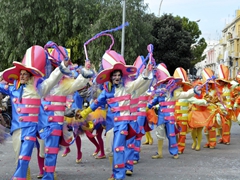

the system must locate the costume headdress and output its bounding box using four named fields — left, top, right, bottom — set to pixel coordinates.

left=216, top=64, right=230, bottom=83
left=84, top=23, right=131, bottom=83
left=154, top=63, right=182, bottom=88
left=202, top=68, right=215, bottom=83
left=96, top=50, right=137, bottom=84
left=173, top=67, right=192, bottom=91
left=130, top=44, right=155, bottom=80
left=83, top=23, right=136, bottom=84
left=2, top=45, right=47, bottom=84
left=44, top=41, right=72, bottom=77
